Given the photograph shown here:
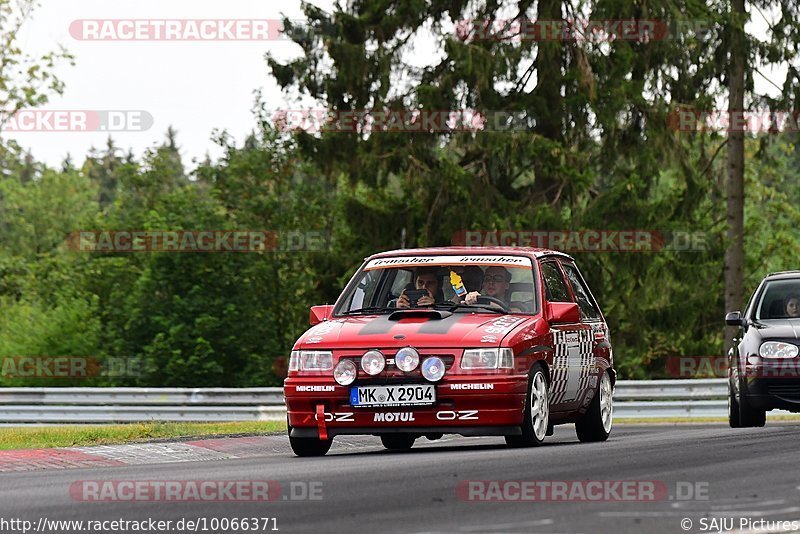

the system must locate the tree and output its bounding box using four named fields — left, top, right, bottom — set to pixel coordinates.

left=0, top=0, right=73, bottom=133
left=724, top=0, right=746, bottom=348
